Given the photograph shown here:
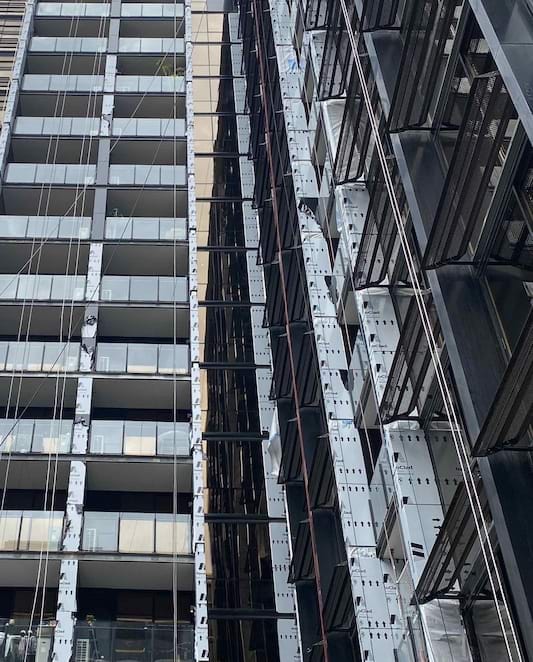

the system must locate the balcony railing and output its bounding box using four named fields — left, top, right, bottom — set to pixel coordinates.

left=118, top=37, right=185, bottom=53
left=89, top=420, right=190, bottom=455
left=0, top=418, right=190, bottom=456
left=0, top=418, right=72, bottom=453
left=111, top=117, right=186, bottom=138
left=108, top=165, right=186, bottom=186
left=0, top=511, right=63, bottom=551
left=36, top=2, right=110, bottom=15
left=0, top=215, right=91, bottom=239
left=21, top=74, right=104, bottom=92
left=73, top=622, right=193, bottom=662
left=100, top=276, right=188, bottom=302
left=82, top=512, right=192, bottom=554
left=0, top=274, right=86, bottom=301
left=95, top=343, right=189, bottom=375
left=0, top=341, right=80, bottom=372
left=121, top=2, right=185, bottom=16
left=29, top=36, right=107, bottom=52
left=4, top=163, right=96, bottom=185
left=0, top=510, right=192, bottom=555
left=104, top=216, right=187, bottom=241
left=13, top=116, right=101, bottom=136
left=115, top=75, right=184, bottom=93
left=0, top=275, right=188, bottom=303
